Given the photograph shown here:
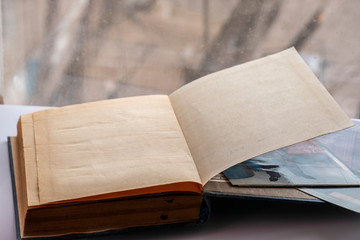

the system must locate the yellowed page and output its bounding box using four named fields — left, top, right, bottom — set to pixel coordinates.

left=33, top=95, right=201, bottom=204
left=169, top=48, right=353, bottom=185
left=17, top=114, right=40, bottom=206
